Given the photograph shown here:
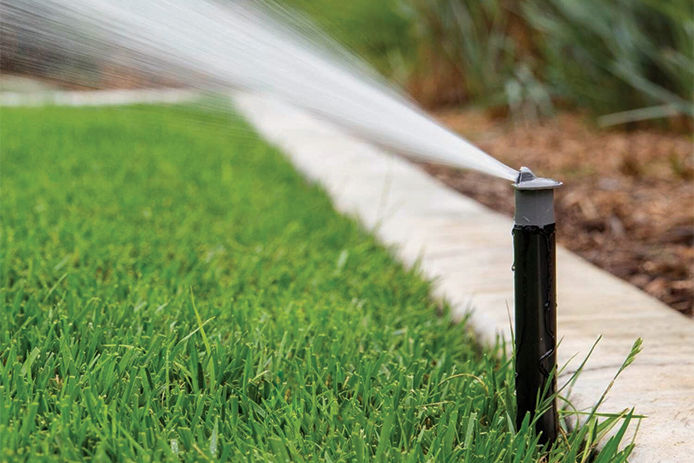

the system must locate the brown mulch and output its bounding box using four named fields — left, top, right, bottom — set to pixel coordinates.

left=421, top=110, right=694, bottom=315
